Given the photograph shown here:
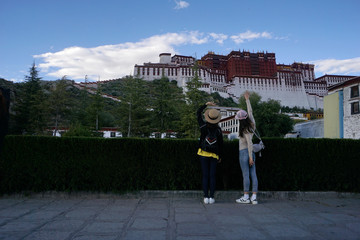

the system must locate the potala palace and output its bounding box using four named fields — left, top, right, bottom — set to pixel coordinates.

left=134, top=51, right=355, bottom=109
